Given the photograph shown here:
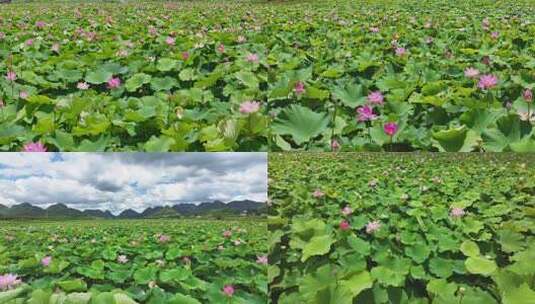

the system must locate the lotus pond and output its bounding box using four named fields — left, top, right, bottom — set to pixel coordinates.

left=0, top=219, right=268, bottom=303
left=1, top=0, right=535, bottom=151
left=268, top=153, right=535, bottom=303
